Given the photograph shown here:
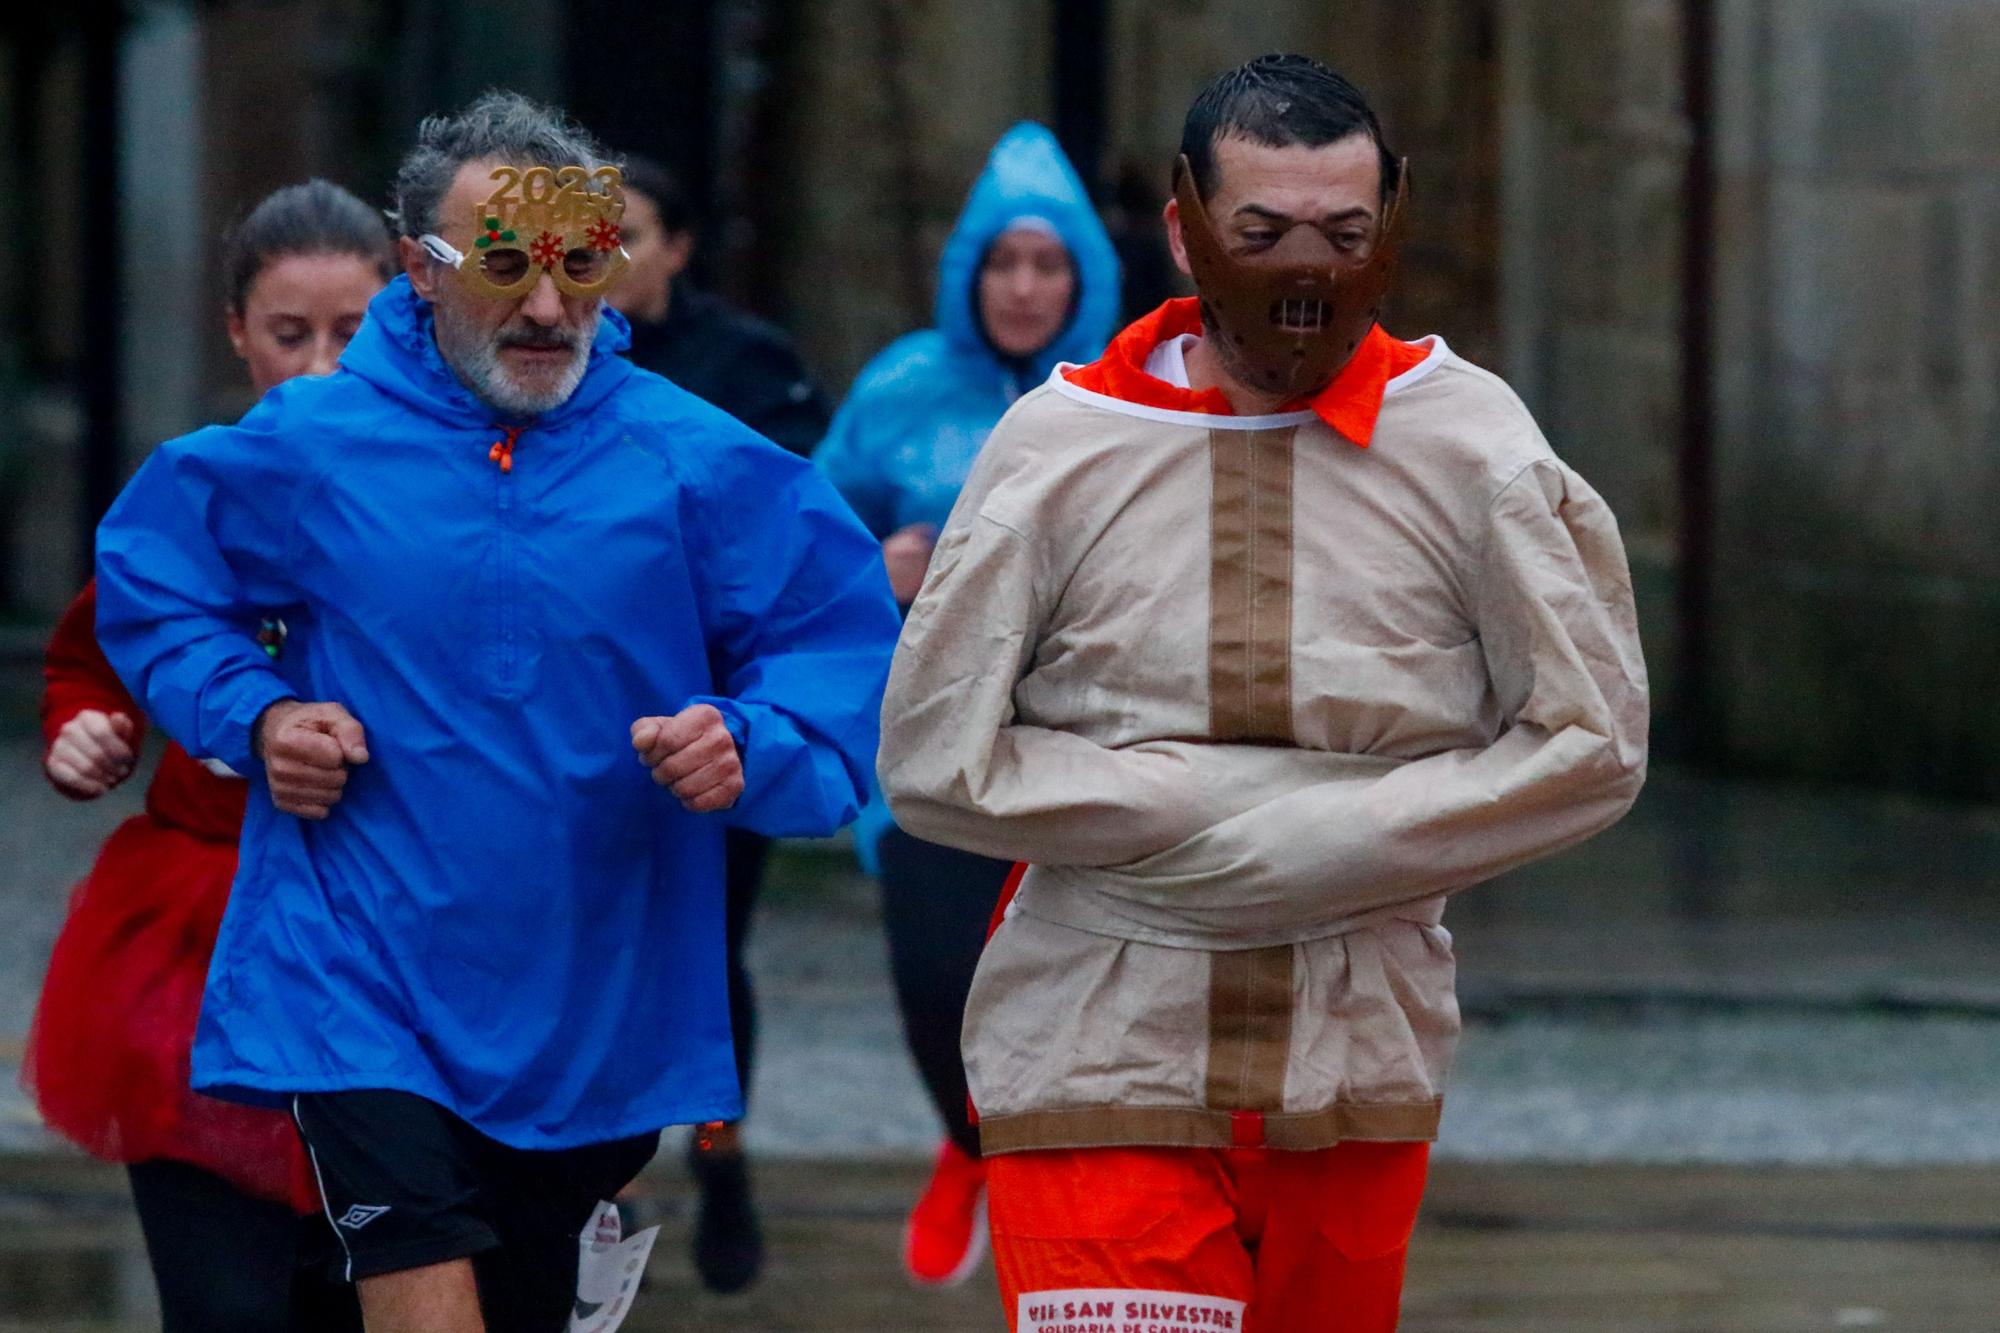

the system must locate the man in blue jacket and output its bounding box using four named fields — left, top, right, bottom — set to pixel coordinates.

left=95, top=92, right=900, bottom=1333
